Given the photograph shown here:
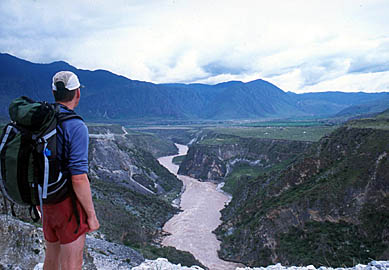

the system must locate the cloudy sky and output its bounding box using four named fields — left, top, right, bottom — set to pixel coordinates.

left=1, top=0, right=389, bottom=93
